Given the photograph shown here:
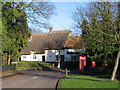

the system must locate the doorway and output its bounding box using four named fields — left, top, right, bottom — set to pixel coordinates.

left=60, top=55, right=64, bottom=69
left=42, top=56, right=45, bottom=62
